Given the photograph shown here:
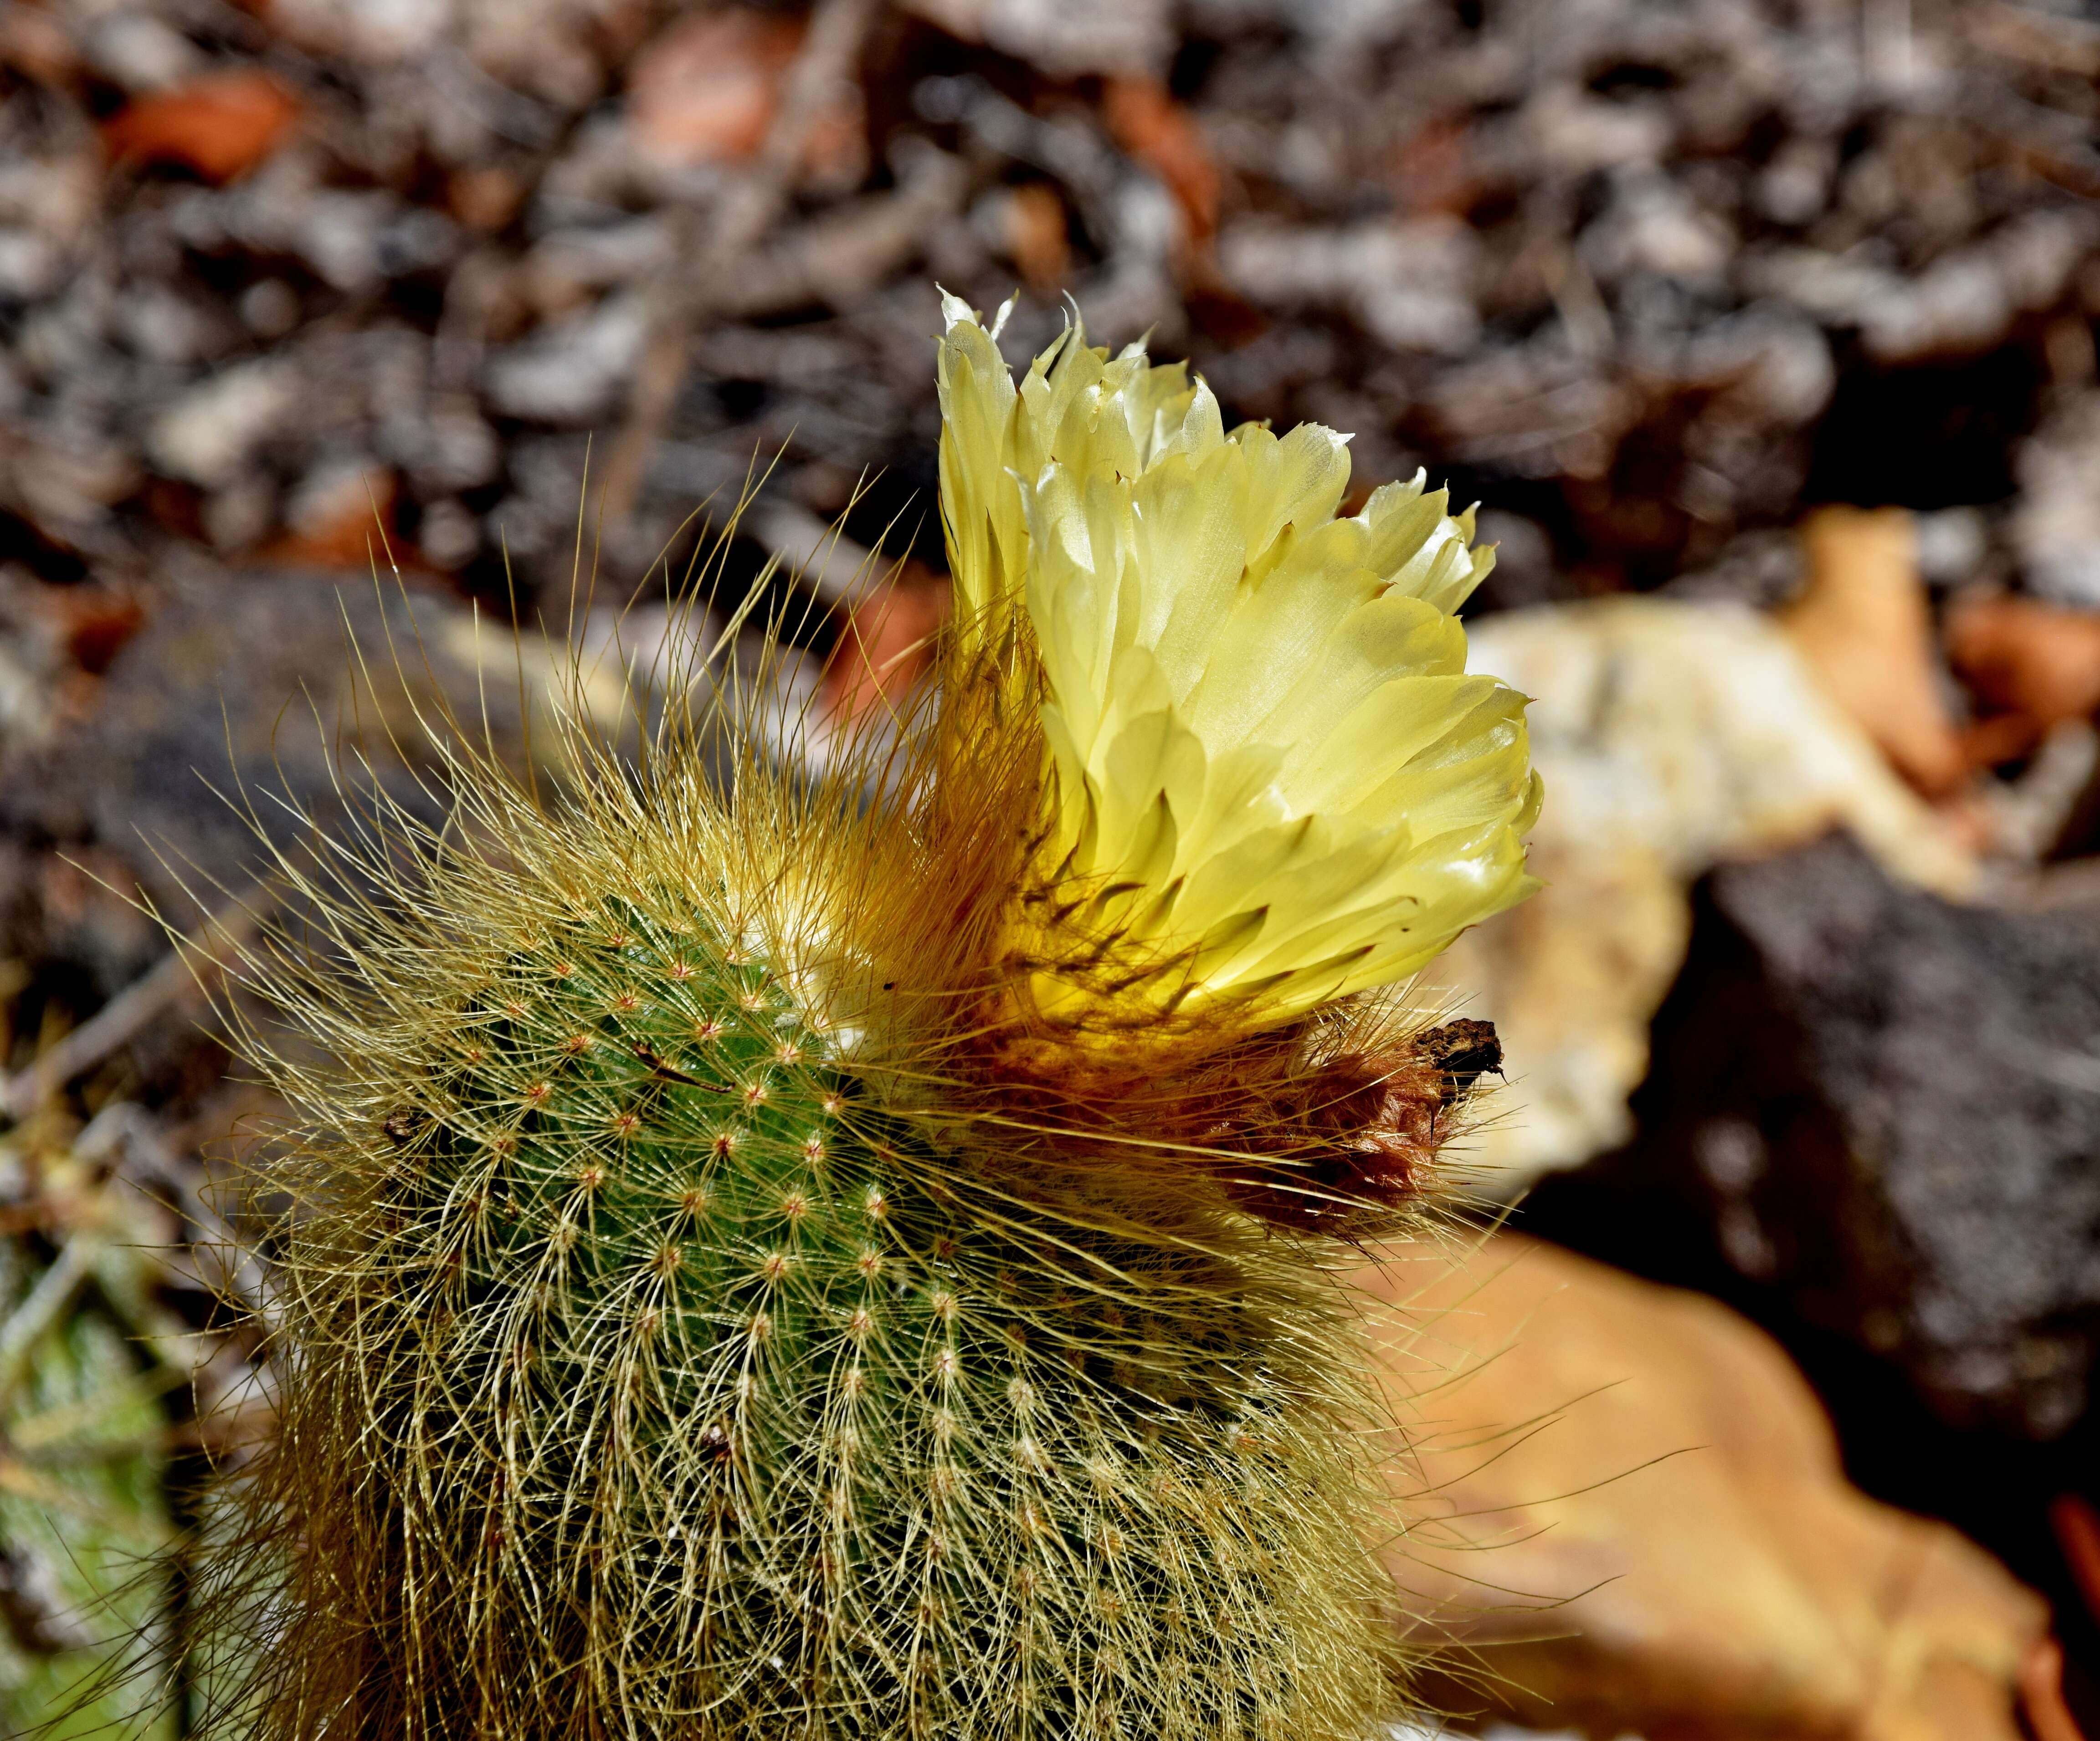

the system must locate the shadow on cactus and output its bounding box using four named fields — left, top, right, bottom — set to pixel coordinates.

left=155, top=294, right=1540, bottom=1738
